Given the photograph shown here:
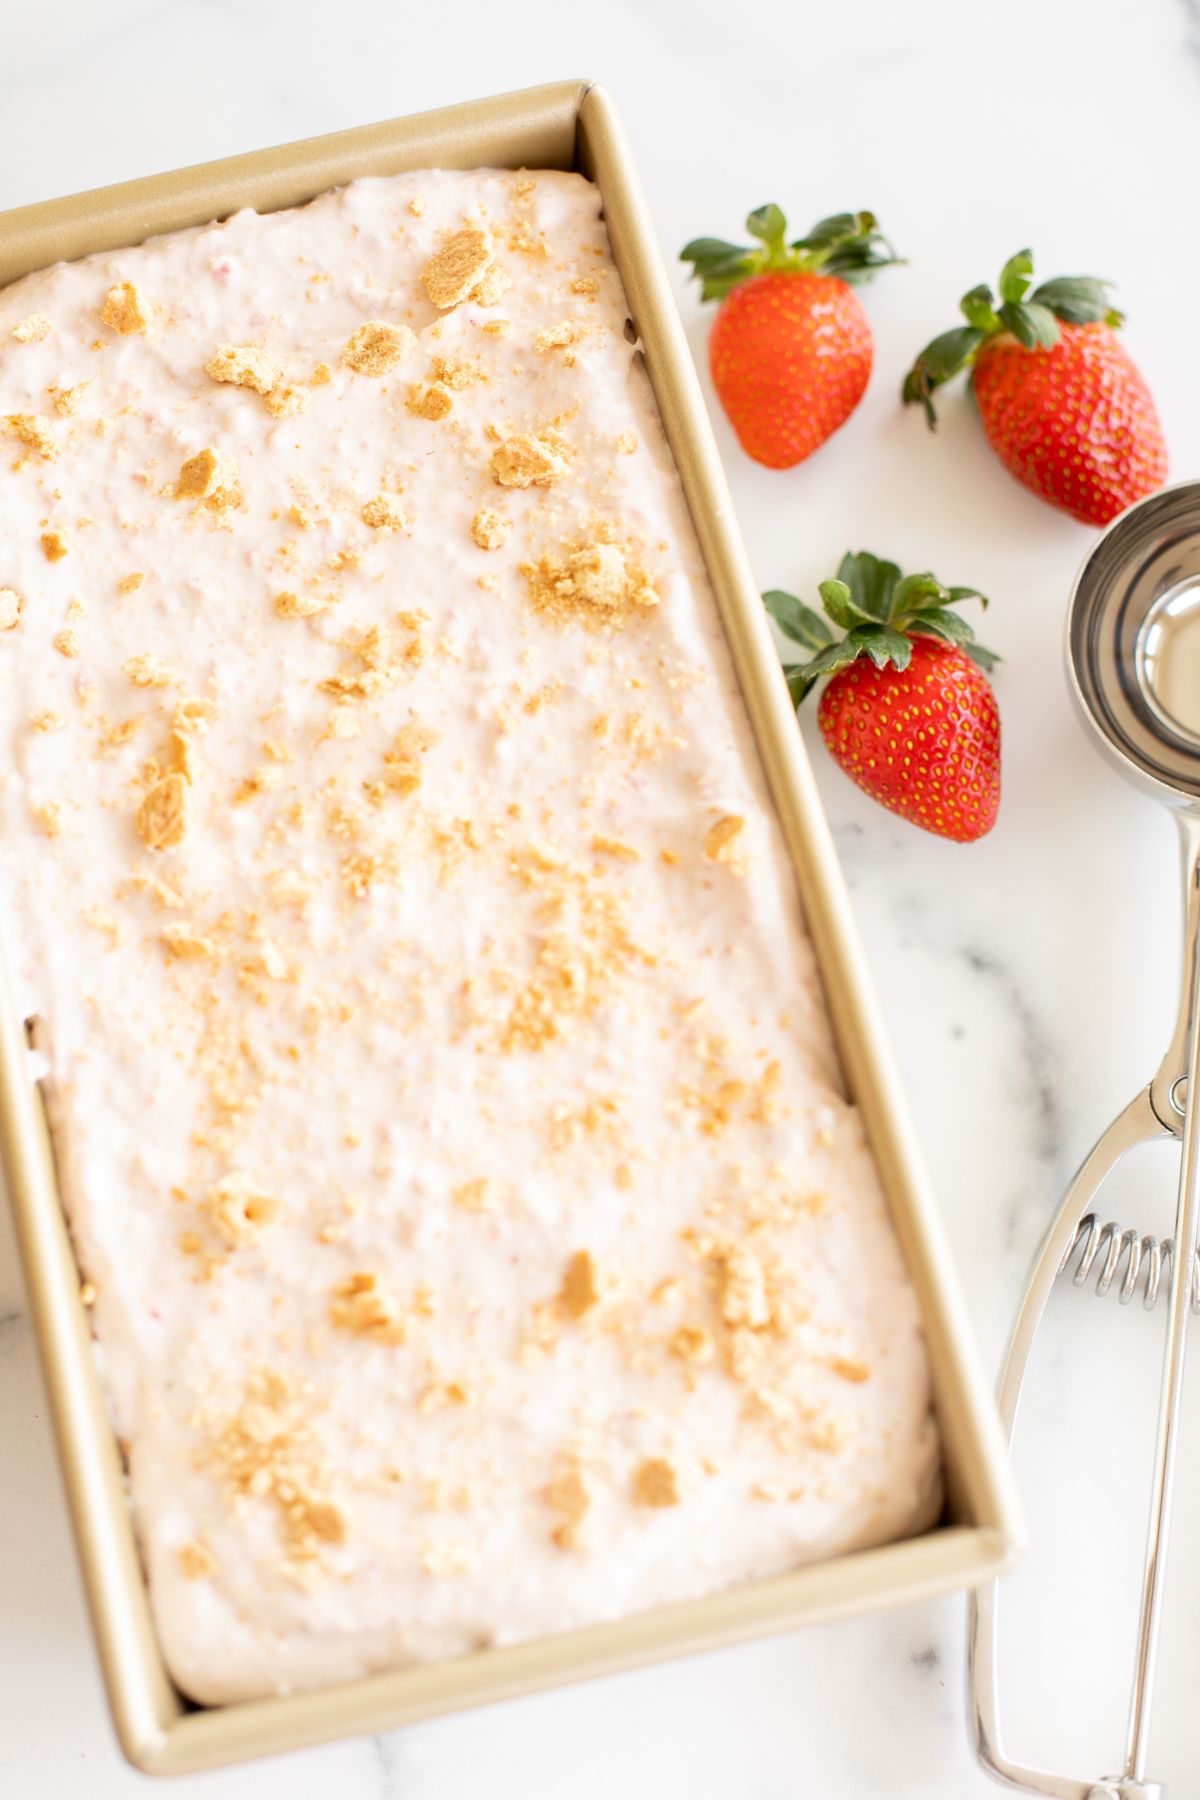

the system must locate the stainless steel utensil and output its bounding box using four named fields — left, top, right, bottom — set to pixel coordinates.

left=970, top=481, right=1200, bottom=1800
